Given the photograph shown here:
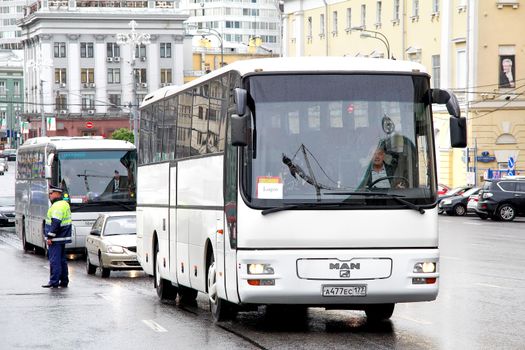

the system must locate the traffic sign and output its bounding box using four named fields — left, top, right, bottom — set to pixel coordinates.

left=86, top=121, right=94, bottom=129
left=508, top=156, right=515, bottom=176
